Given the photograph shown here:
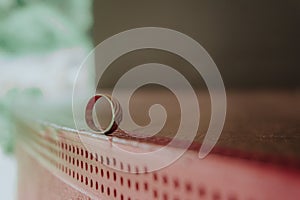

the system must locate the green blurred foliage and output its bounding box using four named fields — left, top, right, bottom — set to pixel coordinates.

left=0, top=0, right=93, bottom=54
left=0, top=0, right=93, bottom=153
